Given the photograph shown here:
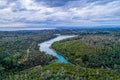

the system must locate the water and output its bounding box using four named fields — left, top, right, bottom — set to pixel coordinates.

left=39, top=35, right=76, bottom=63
